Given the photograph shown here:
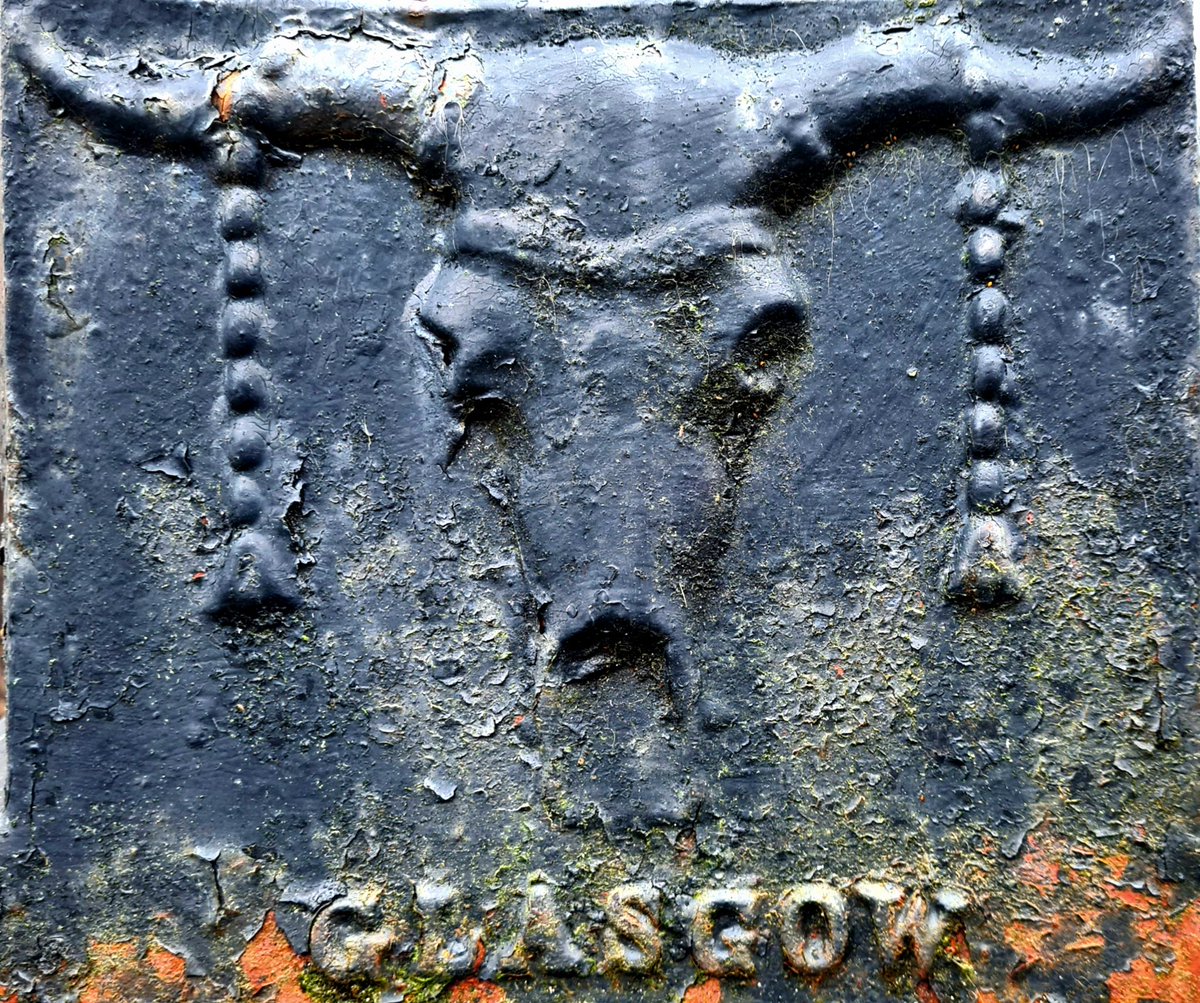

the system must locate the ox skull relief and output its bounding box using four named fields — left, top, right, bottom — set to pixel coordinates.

left=2, top=3, right=1198, bottom=999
